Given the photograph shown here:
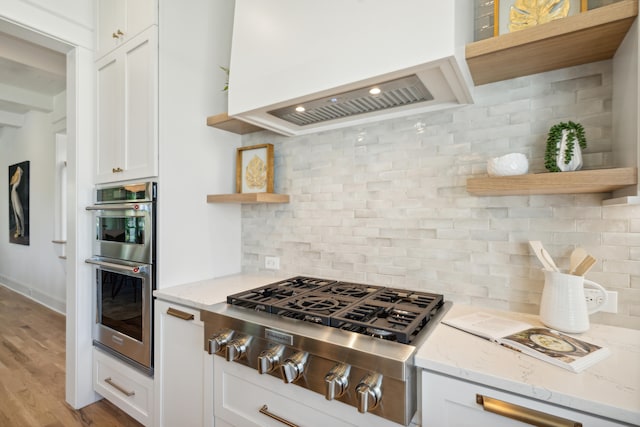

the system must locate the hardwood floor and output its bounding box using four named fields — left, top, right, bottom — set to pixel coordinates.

left=0, top=285, right=143, bottom=426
